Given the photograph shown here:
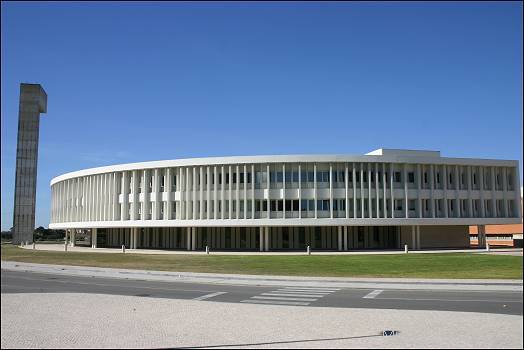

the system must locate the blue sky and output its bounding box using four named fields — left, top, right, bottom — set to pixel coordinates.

left=1, top=2, right=522, bottom=230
